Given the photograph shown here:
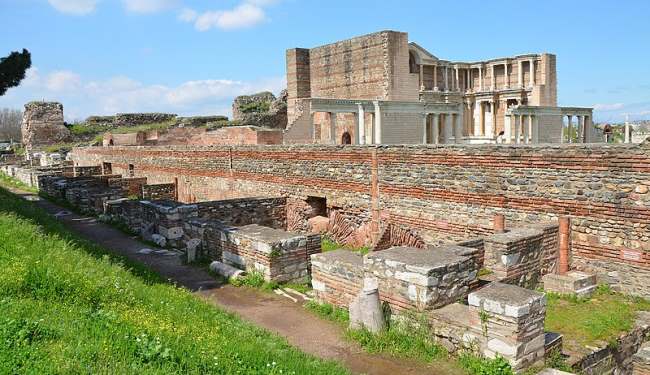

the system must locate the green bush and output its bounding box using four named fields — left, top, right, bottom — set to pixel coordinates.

left=458, top=353, right=514, bottom=375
